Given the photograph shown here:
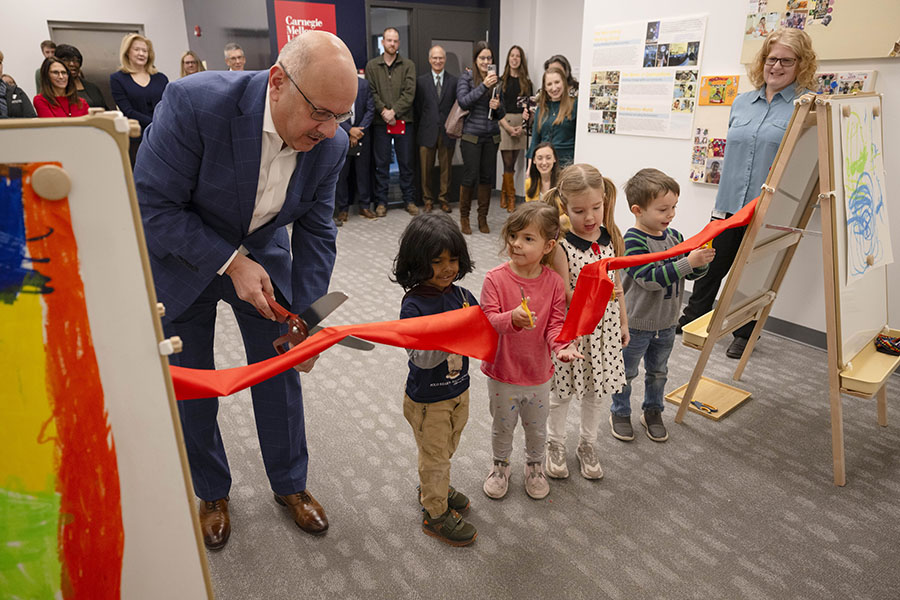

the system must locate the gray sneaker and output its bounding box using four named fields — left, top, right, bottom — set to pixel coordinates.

left=610, top=414, right=635, bottom=441
left=524, top=462, right=550, bottom=499
left=575, top=441, right=604, bottom=480
left=544, top=441, right=569, bottom=479
left=483, top=461, right=510, bottom=499
left=641, top=410, right=669, bottom=442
